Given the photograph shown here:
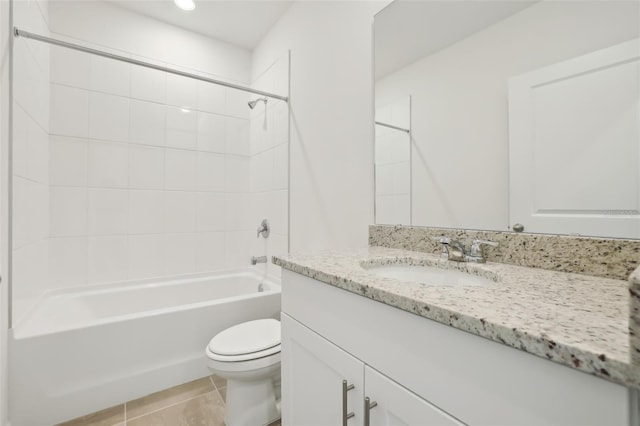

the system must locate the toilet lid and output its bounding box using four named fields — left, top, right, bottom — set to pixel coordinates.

left=208, top=319, right=280, bottom=356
